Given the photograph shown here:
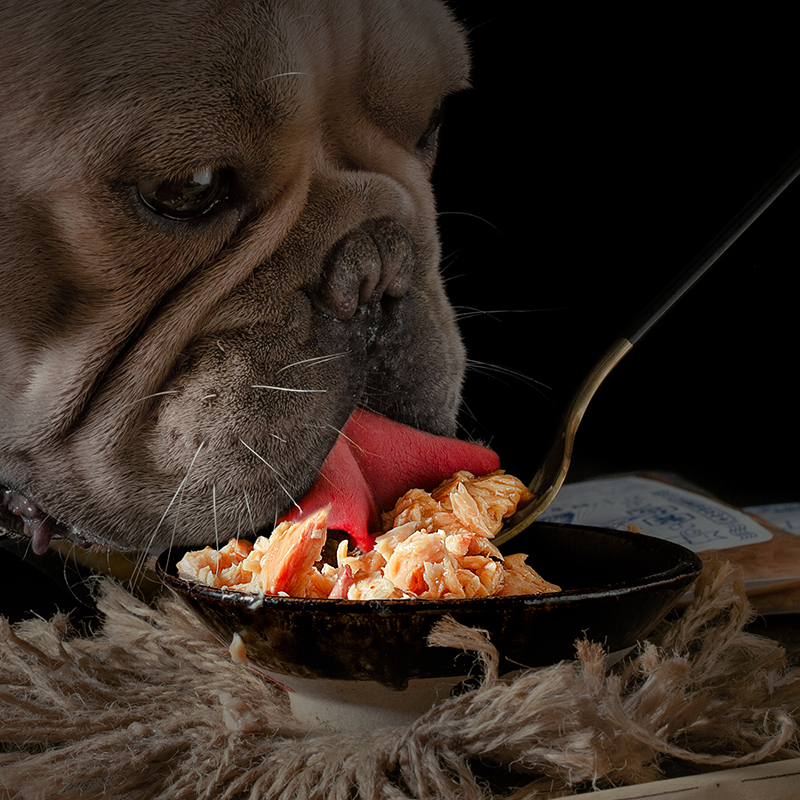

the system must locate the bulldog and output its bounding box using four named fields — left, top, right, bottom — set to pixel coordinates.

left=0, top=0, right=500, bottom=561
